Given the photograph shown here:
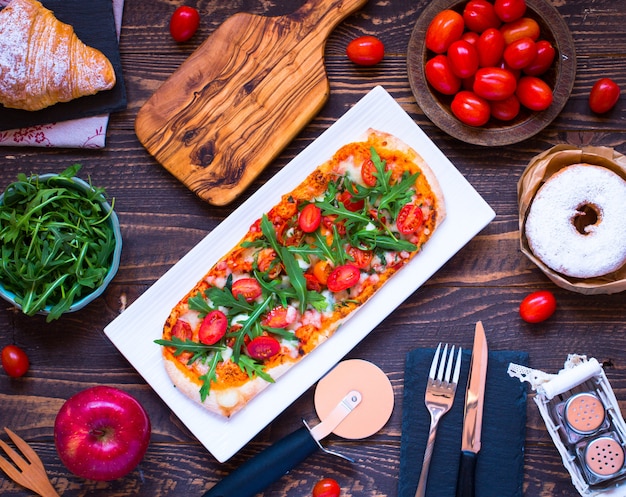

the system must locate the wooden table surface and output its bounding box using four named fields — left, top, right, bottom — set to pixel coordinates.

left=1, top=0, right=625, bottom=496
